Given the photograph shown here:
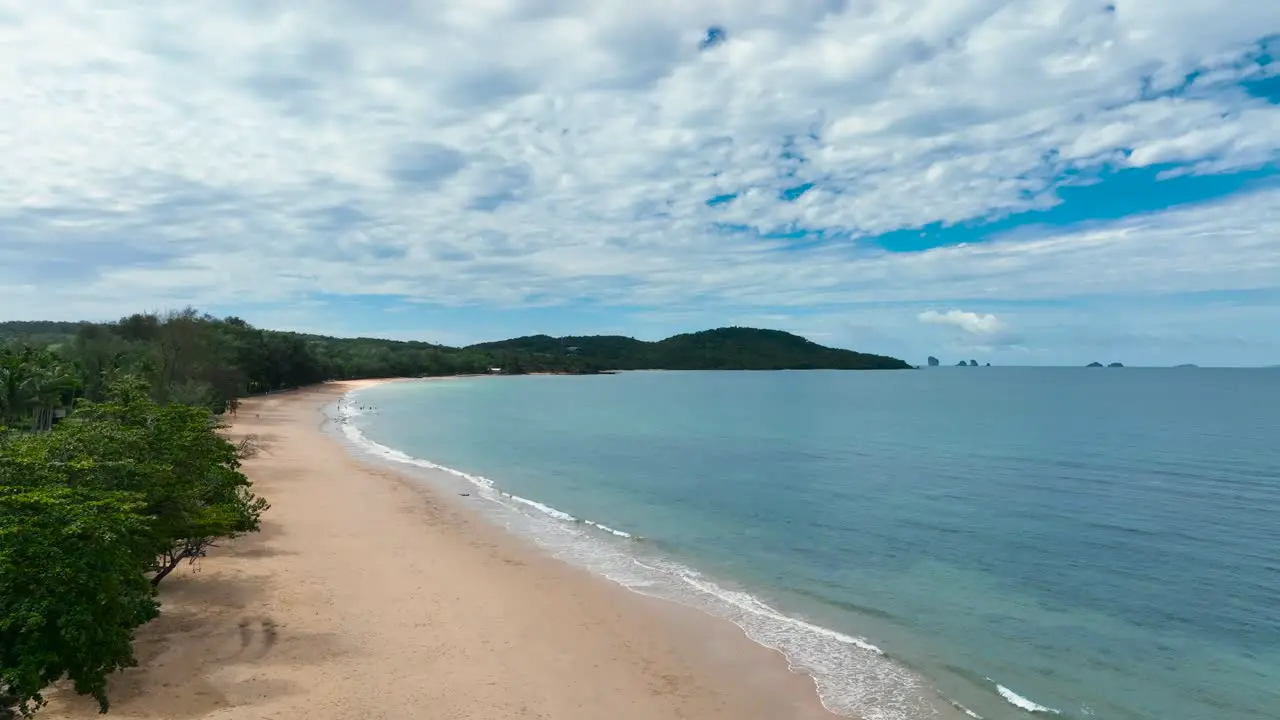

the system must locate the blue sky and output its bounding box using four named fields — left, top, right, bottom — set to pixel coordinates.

left=1, top=1, right=1279, bottom=366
